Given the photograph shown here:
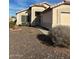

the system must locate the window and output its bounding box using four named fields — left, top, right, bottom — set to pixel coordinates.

left=21, top=15, right=27, bottom=25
